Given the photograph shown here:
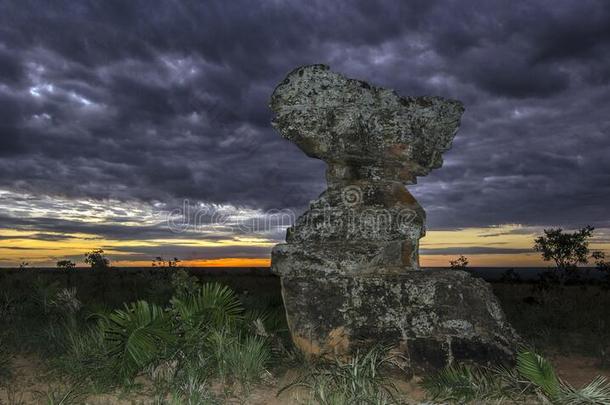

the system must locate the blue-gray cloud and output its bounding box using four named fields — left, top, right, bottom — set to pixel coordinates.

left=0, top=0, right=608, bottom=252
